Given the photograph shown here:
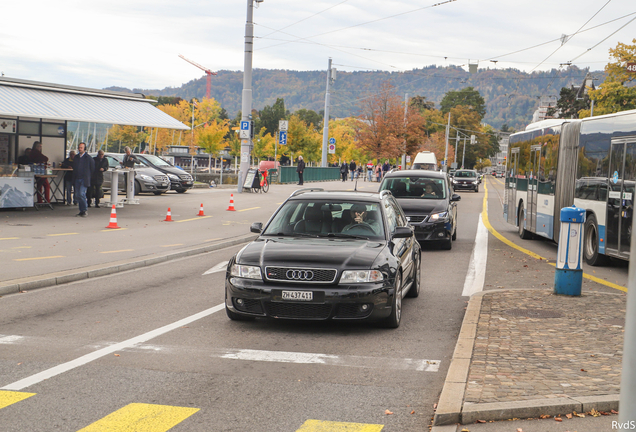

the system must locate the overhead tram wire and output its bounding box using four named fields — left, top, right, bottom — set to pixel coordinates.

left=259, top=0, right=351, bottom=39
left=568, top=14, right=636, bottom=63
